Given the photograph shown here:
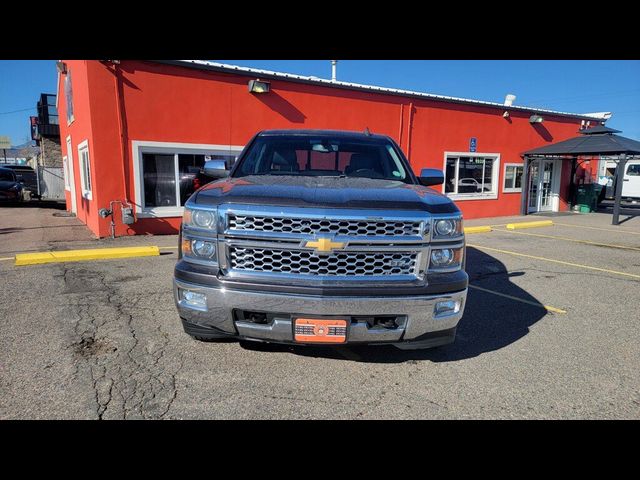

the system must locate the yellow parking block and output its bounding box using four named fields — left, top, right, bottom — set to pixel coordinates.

left=464, top=226, right=492, bottom=234
left=15, top=246, right=160, bottom=266
left=506, top=220, right=553, bottom=230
